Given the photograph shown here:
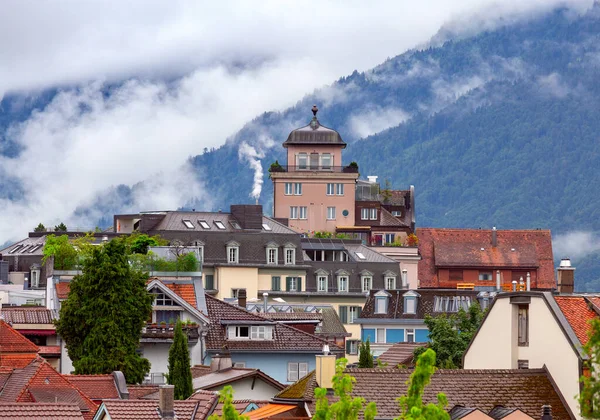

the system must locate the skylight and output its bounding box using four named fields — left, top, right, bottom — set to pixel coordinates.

left=355, top=252, right=366, bottom=260
left=214, top=220, right=226, bottom=230
left=198, top=220, right=210, bottom=229
left=182, top=220, right=195, bottom=229
left=8, top=245, right=22, bottom=254
left=28, top=244, right=42, bottom=253
left=20, top=245, right=31, bottom=253
left=230, top=221, right=242, bottom=230
left=262, top=223, right=272, bottom=231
